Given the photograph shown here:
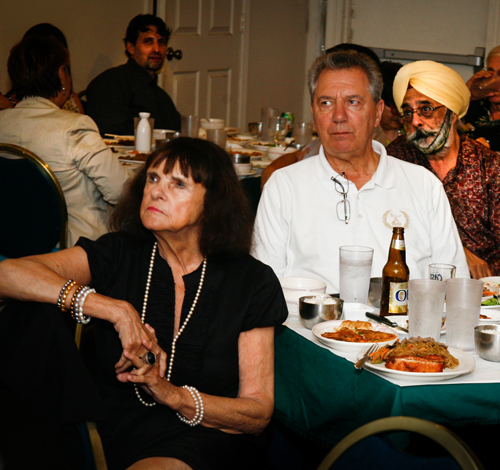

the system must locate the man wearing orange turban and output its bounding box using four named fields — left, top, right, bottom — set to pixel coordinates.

left=388, top=61, right=500, bottom=278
